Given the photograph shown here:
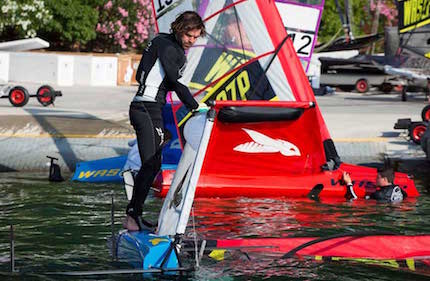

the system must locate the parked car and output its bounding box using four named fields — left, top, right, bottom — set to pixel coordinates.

left=319, top=56, right=403, bottom=93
